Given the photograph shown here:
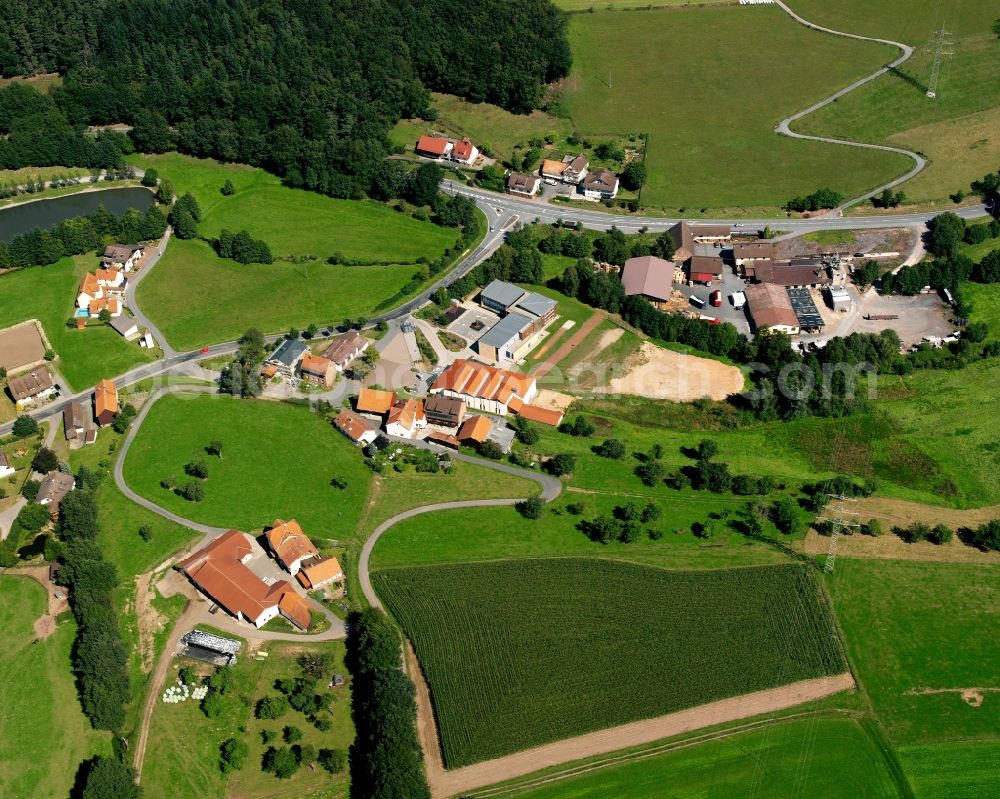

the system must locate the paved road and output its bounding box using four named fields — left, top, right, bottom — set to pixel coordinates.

left=772, top=0, right=925, bottom=211
left=125, top=228, right=176, bottom=356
